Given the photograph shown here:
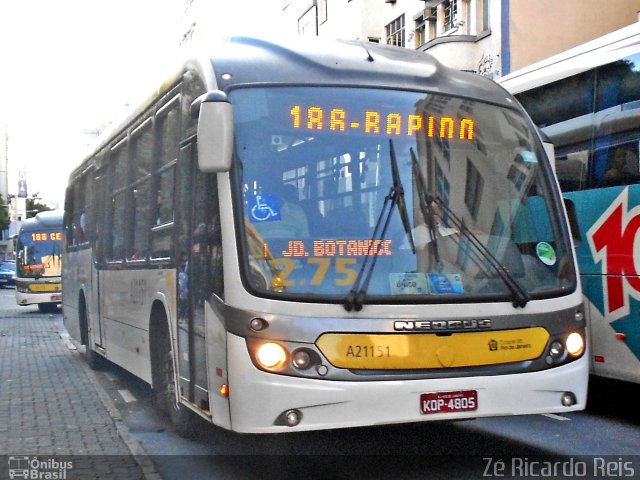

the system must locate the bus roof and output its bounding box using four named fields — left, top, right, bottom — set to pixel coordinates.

left=206, top=36, right=512, bottom=106
left=499, top=22, right=640, bottom=94
left=20, top=210, right=64, bottom=231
